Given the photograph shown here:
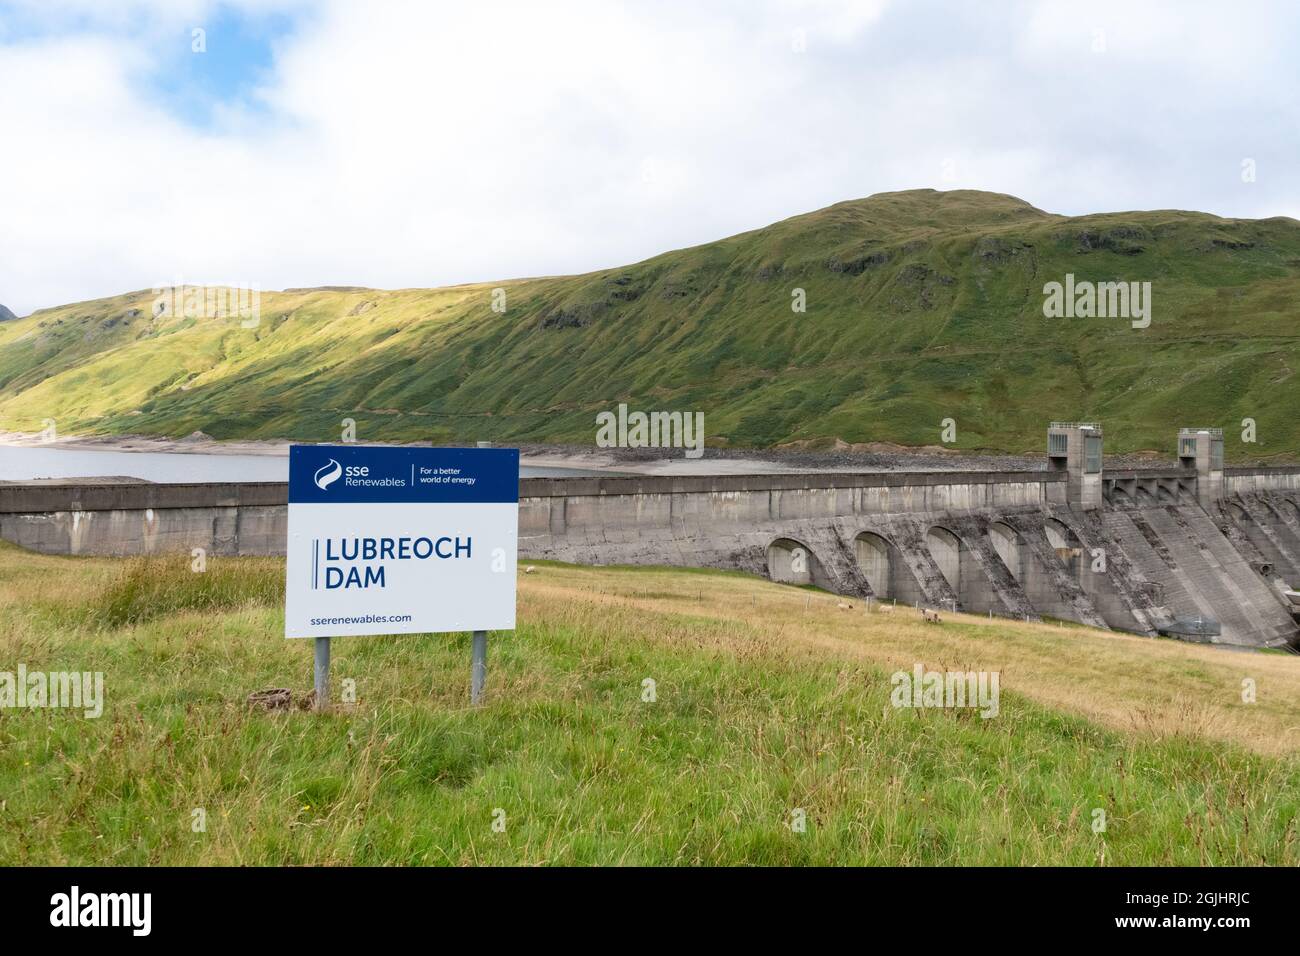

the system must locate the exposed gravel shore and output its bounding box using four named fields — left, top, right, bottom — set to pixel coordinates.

left=1, top=430, right=1238, bottom=476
